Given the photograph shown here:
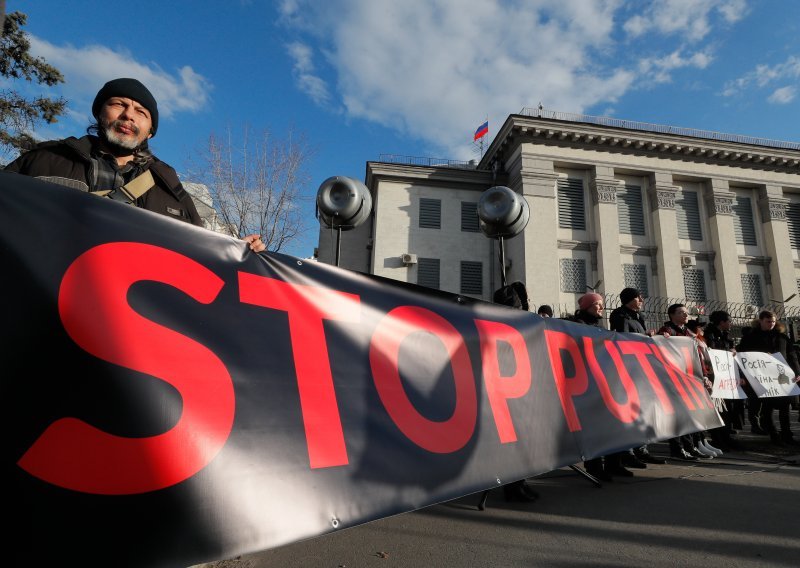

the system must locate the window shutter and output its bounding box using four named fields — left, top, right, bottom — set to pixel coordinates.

left=461, top=201, right=479, bottom=232
left=618, top=185, right=645, bottom=235
left=557, top=178, right=585, bottom=230
left=460, top=261, right=483, bottom=295
left=732, top=196, right=757, bottom=246
left=559, top=258, right=587, bottom=293
left=683, top=268, right=706, bottom=301
left=419, top=198, right=441, bottom=229
left=417, top=258, right=440, bottom=289
left=741, top=274, right=764, bottom=306
left=787, top=202, right=800, bottom=249
left=675, top=191, right=702, bottom=240
left=623, top=263, right=648, bottom=297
